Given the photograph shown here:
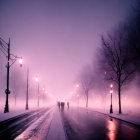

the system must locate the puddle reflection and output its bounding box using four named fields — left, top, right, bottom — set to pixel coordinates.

left=107, top=117, right=116, bottom=140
